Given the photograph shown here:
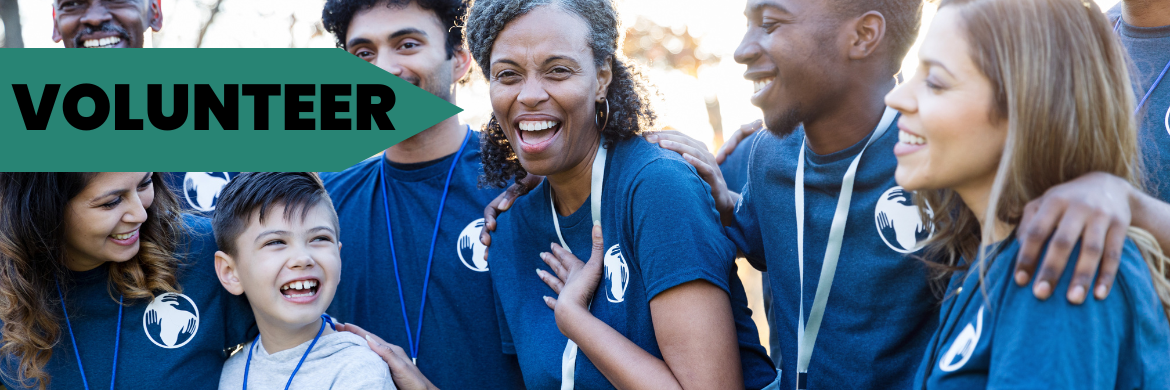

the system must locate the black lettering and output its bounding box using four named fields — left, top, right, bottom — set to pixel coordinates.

left=62, top=84, right=109, bottom=131
left=114, top=84, right=142, bottom=130
left=242, top=84, right=280, bottom=130
left=320, top=84, right=351, bottom=130
left=147, top=84, right=189, bottom=130
left=195, top=84, right=239, bottom=130
left=12, top=84, right=60, bottom=130
left=356, top=84, right=395, bottom=130
left=284, top=84, right=315, bottom=130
